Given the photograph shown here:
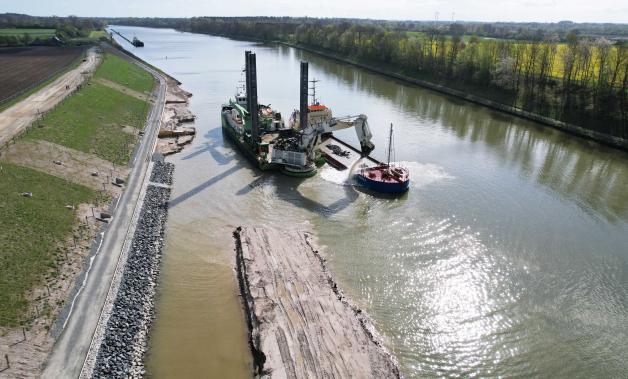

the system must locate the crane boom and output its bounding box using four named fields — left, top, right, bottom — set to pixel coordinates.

left=297, top=113, right=374, bottom=158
